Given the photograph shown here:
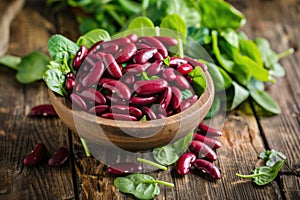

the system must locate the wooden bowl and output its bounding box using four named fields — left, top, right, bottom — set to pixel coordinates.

left=49, top=70, right=214, bottom=152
